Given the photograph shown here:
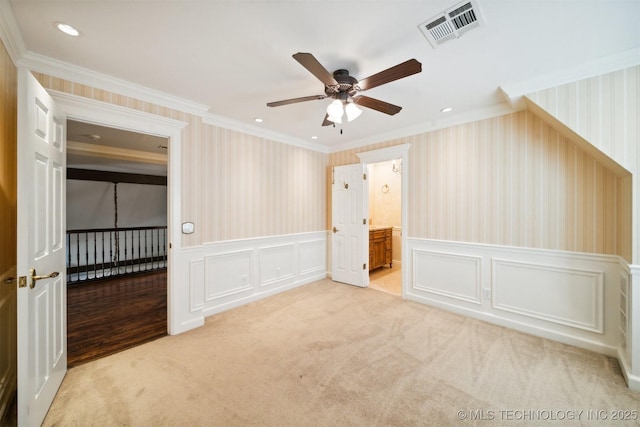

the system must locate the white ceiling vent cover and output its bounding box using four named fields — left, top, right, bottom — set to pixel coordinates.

left=419, top=0, right=485, bottom=48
